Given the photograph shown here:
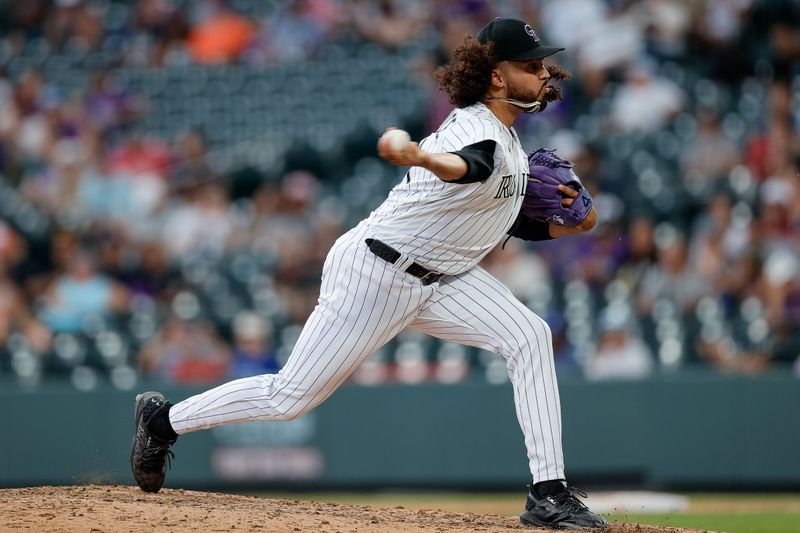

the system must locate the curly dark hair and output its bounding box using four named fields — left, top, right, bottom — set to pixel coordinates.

left=434, top=35, right=497, bottom=108
left=434, top=35, right=572, bottom=109
left=538, top=63, right=571, bottom=110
